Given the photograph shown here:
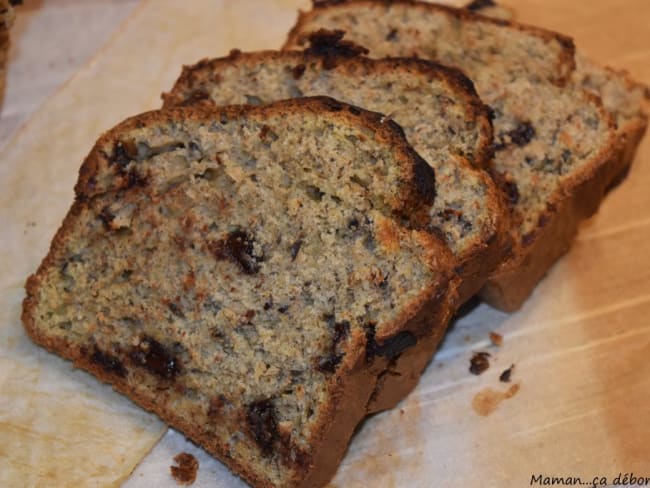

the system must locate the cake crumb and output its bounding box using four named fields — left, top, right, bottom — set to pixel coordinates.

left=489, top=331, right=503, bottom=346
left=500, top=364, right=515, bottom=382
left=469, top=351, right=491, bottom=375
left=170, top=452, right=199, bottom=485
left=472, top=383, right=520, bottom=416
